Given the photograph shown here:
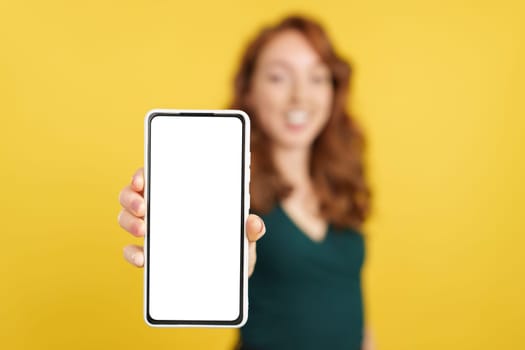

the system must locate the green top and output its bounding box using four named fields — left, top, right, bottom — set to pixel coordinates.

left=240, top=204, right=365, bottom=350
